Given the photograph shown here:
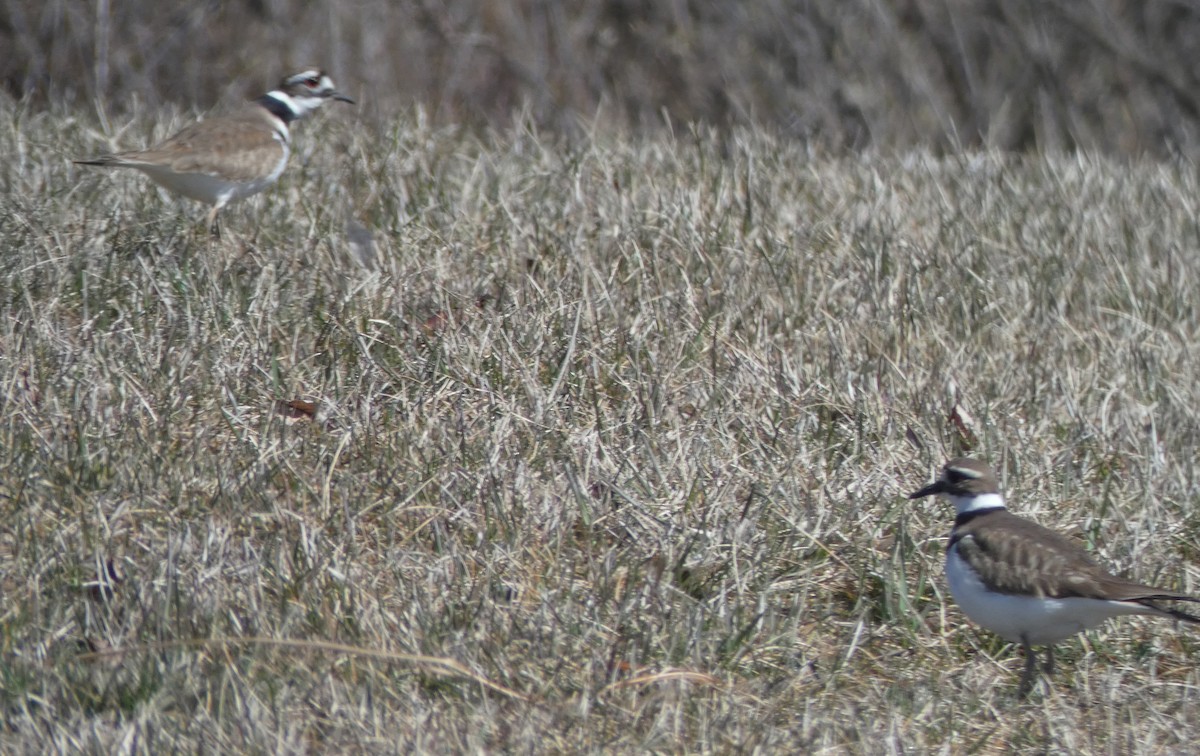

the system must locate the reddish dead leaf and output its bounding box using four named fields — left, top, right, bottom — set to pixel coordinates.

left=421, top=310, right=451, bottom=335
left=276, top=399, right=317, bottom=420
left=948, top=403, right=977, bottom=448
